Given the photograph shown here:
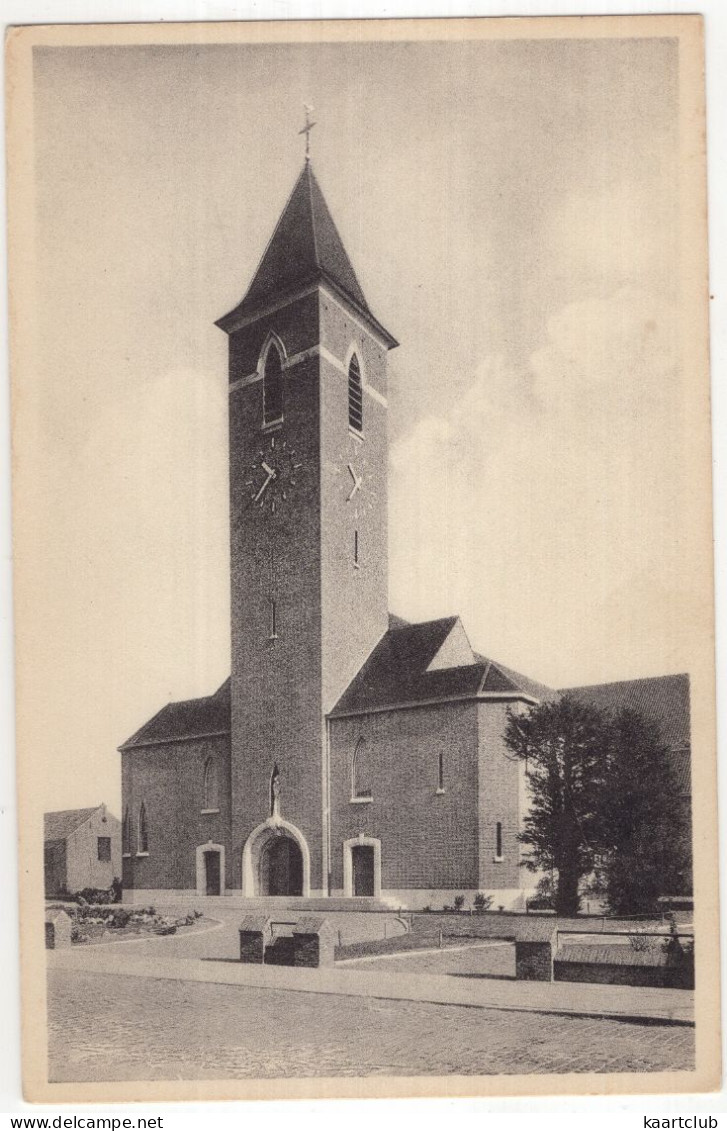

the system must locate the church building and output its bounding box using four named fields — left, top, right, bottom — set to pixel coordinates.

left=119, top=159, right=691, bottom=907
